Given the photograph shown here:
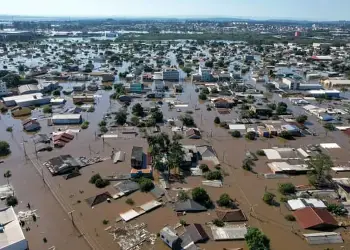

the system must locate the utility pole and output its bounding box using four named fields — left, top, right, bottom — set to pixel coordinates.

left=68, top=210, right=75, bottom=227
